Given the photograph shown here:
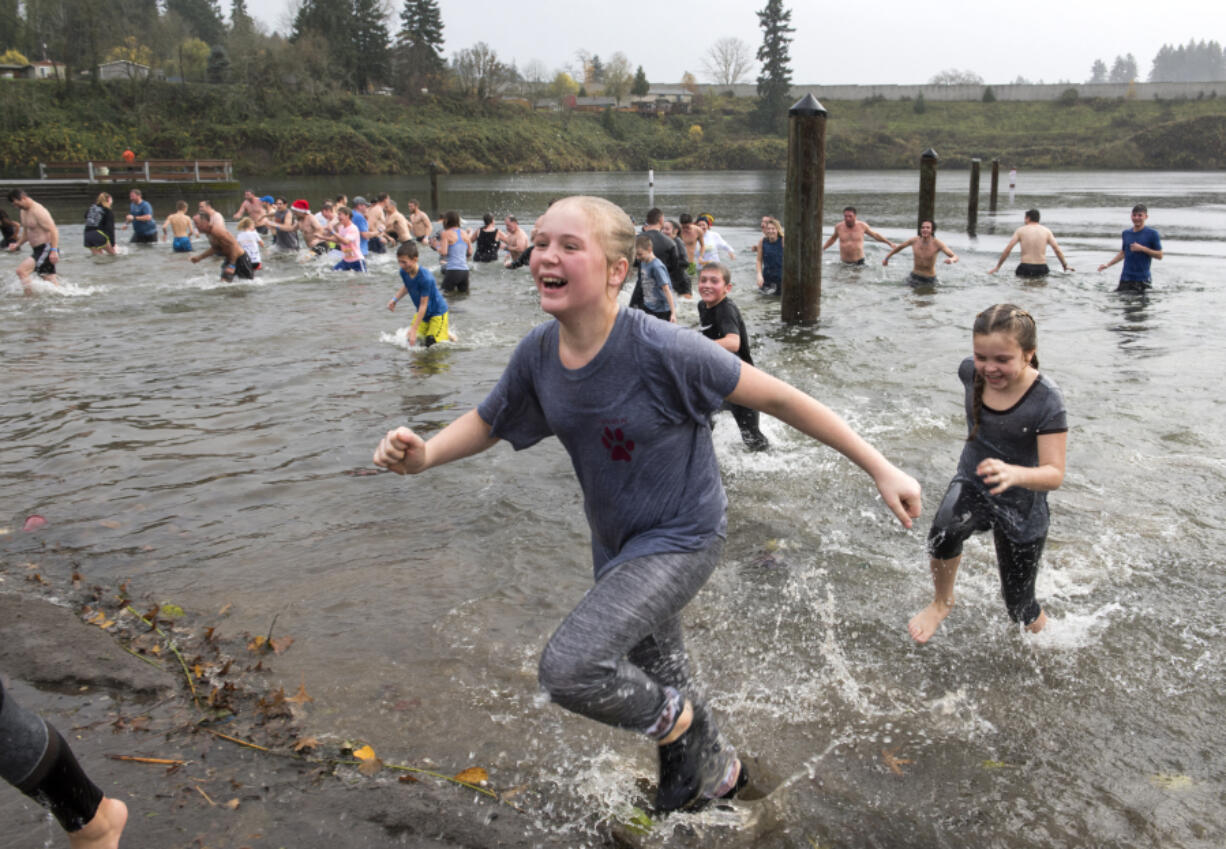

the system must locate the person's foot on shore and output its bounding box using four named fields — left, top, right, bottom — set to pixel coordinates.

left=69, top=797, right=127, bottom=849
left=1024, top=609, right=1048, bottom=635
left=908, top=600, right=953, bottom=643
